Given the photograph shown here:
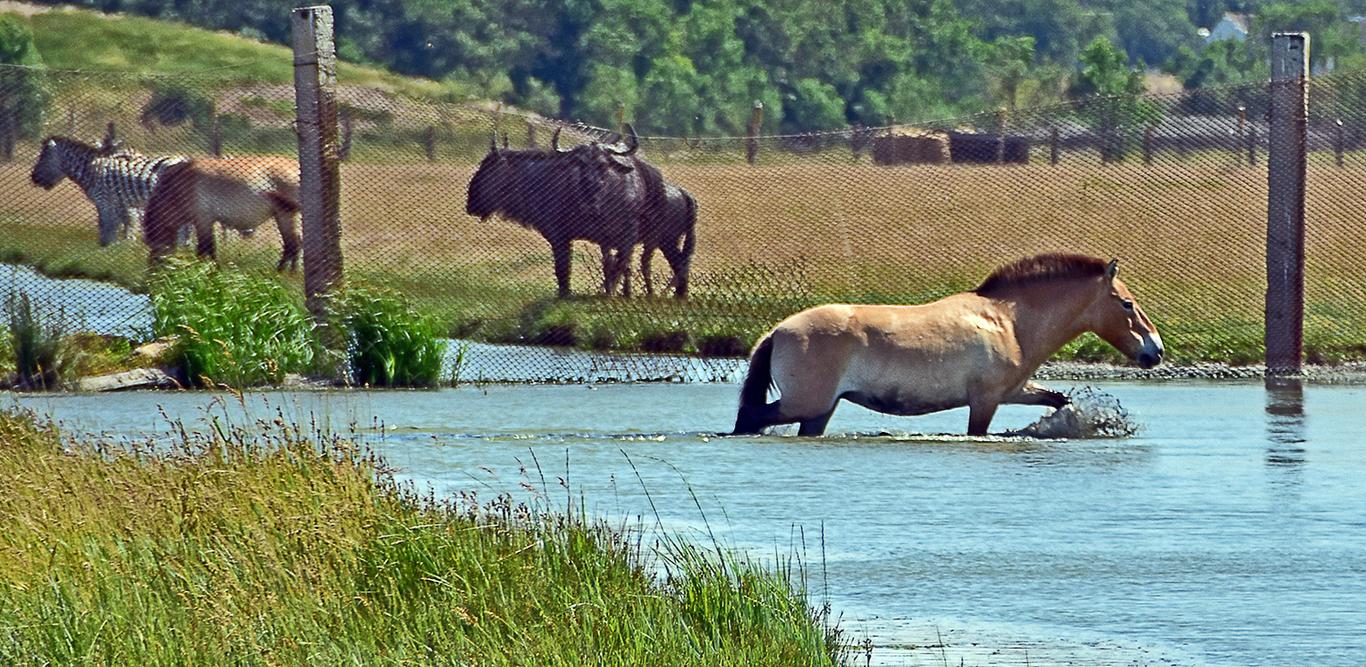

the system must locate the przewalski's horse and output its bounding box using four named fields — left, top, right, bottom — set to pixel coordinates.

left=467, top=127, right=653, bottom=297
left=142, top=156, right=302, bottom=271
left=733, top=253, right=1164, bottom=436
left=29, top=135, right=187, bottom=246
left=552, top=128, right=697, bottom=299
